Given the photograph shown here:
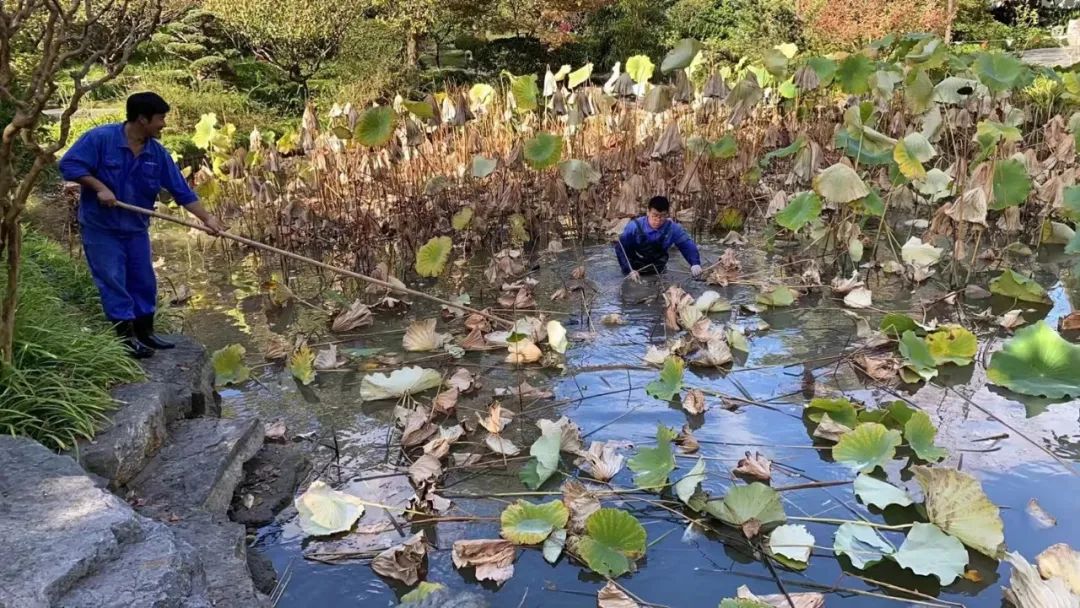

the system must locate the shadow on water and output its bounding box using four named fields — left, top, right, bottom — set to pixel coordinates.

left=152, top=226, right=1080, bottom=607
